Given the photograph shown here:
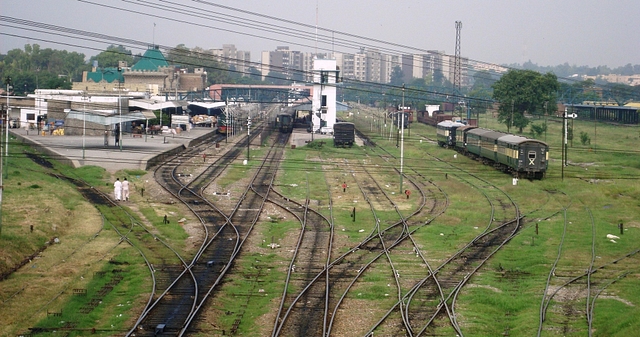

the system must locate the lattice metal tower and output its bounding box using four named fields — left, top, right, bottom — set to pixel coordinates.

left=454, top=21, right=462, bottom=94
